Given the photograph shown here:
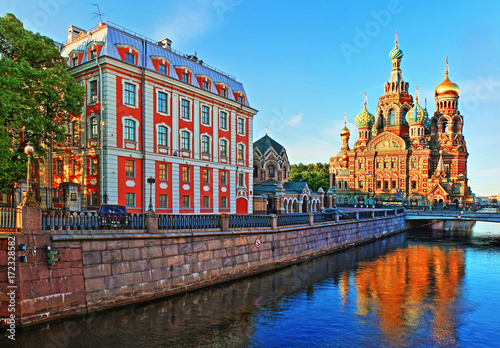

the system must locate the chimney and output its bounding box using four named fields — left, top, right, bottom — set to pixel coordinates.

left=67, top=25, right=85, bottom=42
left=157, top=38, right=172, bottom=50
